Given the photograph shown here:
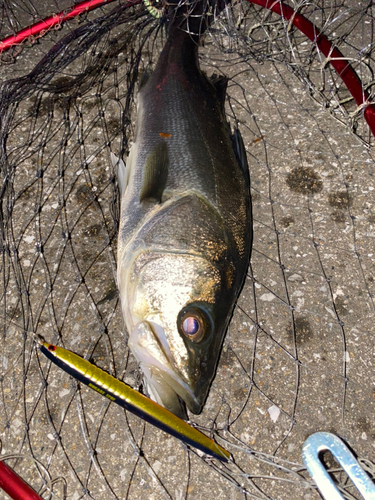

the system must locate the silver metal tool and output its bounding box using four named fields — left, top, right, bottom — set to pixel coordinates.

left=302, top=431, right=375, bottom=500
